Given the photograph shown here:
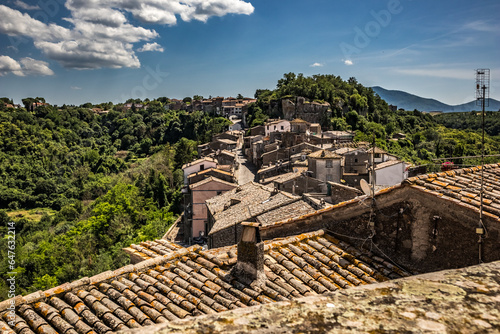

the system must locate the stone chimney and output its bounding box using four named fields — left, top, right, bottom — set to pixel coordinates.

left=232, top=222, right=265, bottom=284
